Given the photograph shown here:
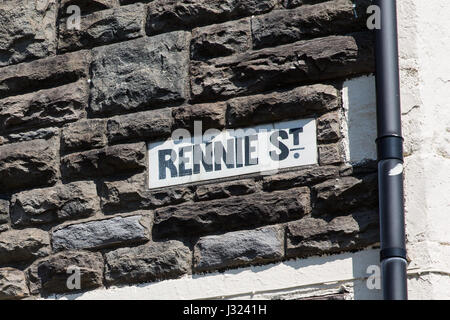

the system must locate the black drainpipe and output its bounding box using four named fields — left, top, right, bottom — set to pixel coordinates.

left=373, top=0, right=408, bottom=300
